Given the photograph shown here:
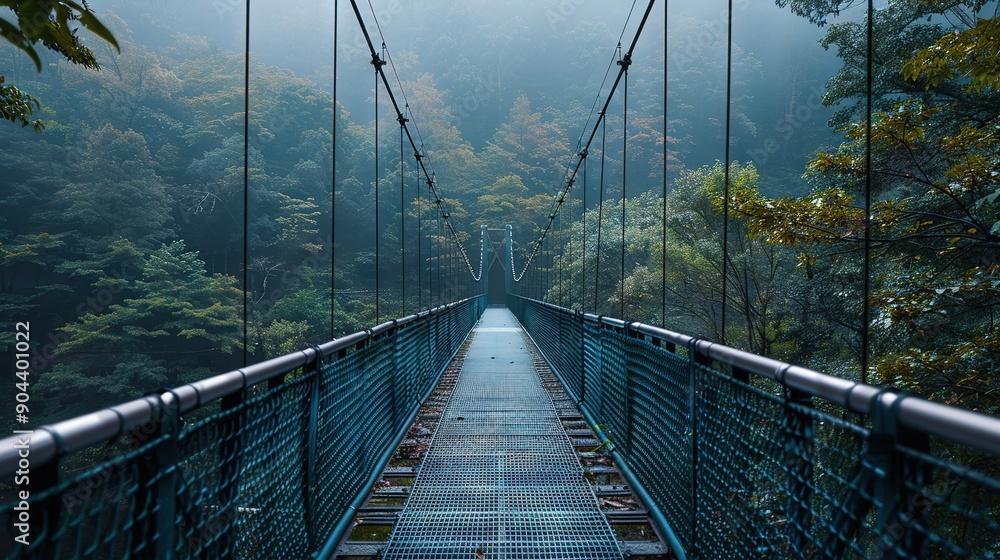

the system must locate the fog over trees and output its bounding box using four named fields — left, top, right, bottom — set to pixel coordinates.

left=1, top=0, right=997, bottom=428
